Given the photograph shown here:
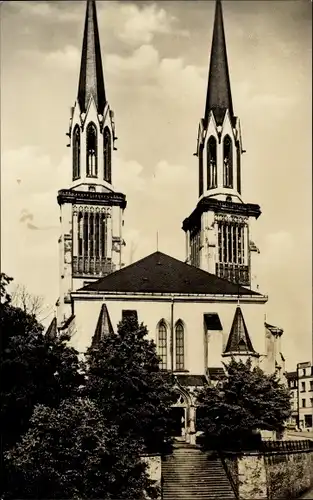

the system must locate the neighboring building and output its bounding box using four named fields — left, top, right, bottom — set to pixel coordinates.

left=286, top=362, right=313, bottom=431
left=50, top=0, right=287, bottom=444
left=286, top=371, right=298, bottom=427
